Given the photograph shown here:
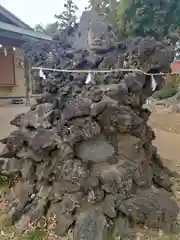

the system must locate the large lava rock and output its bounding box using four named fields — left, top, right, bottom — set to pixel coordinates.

left=1, top=10, right=178, bottom=240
